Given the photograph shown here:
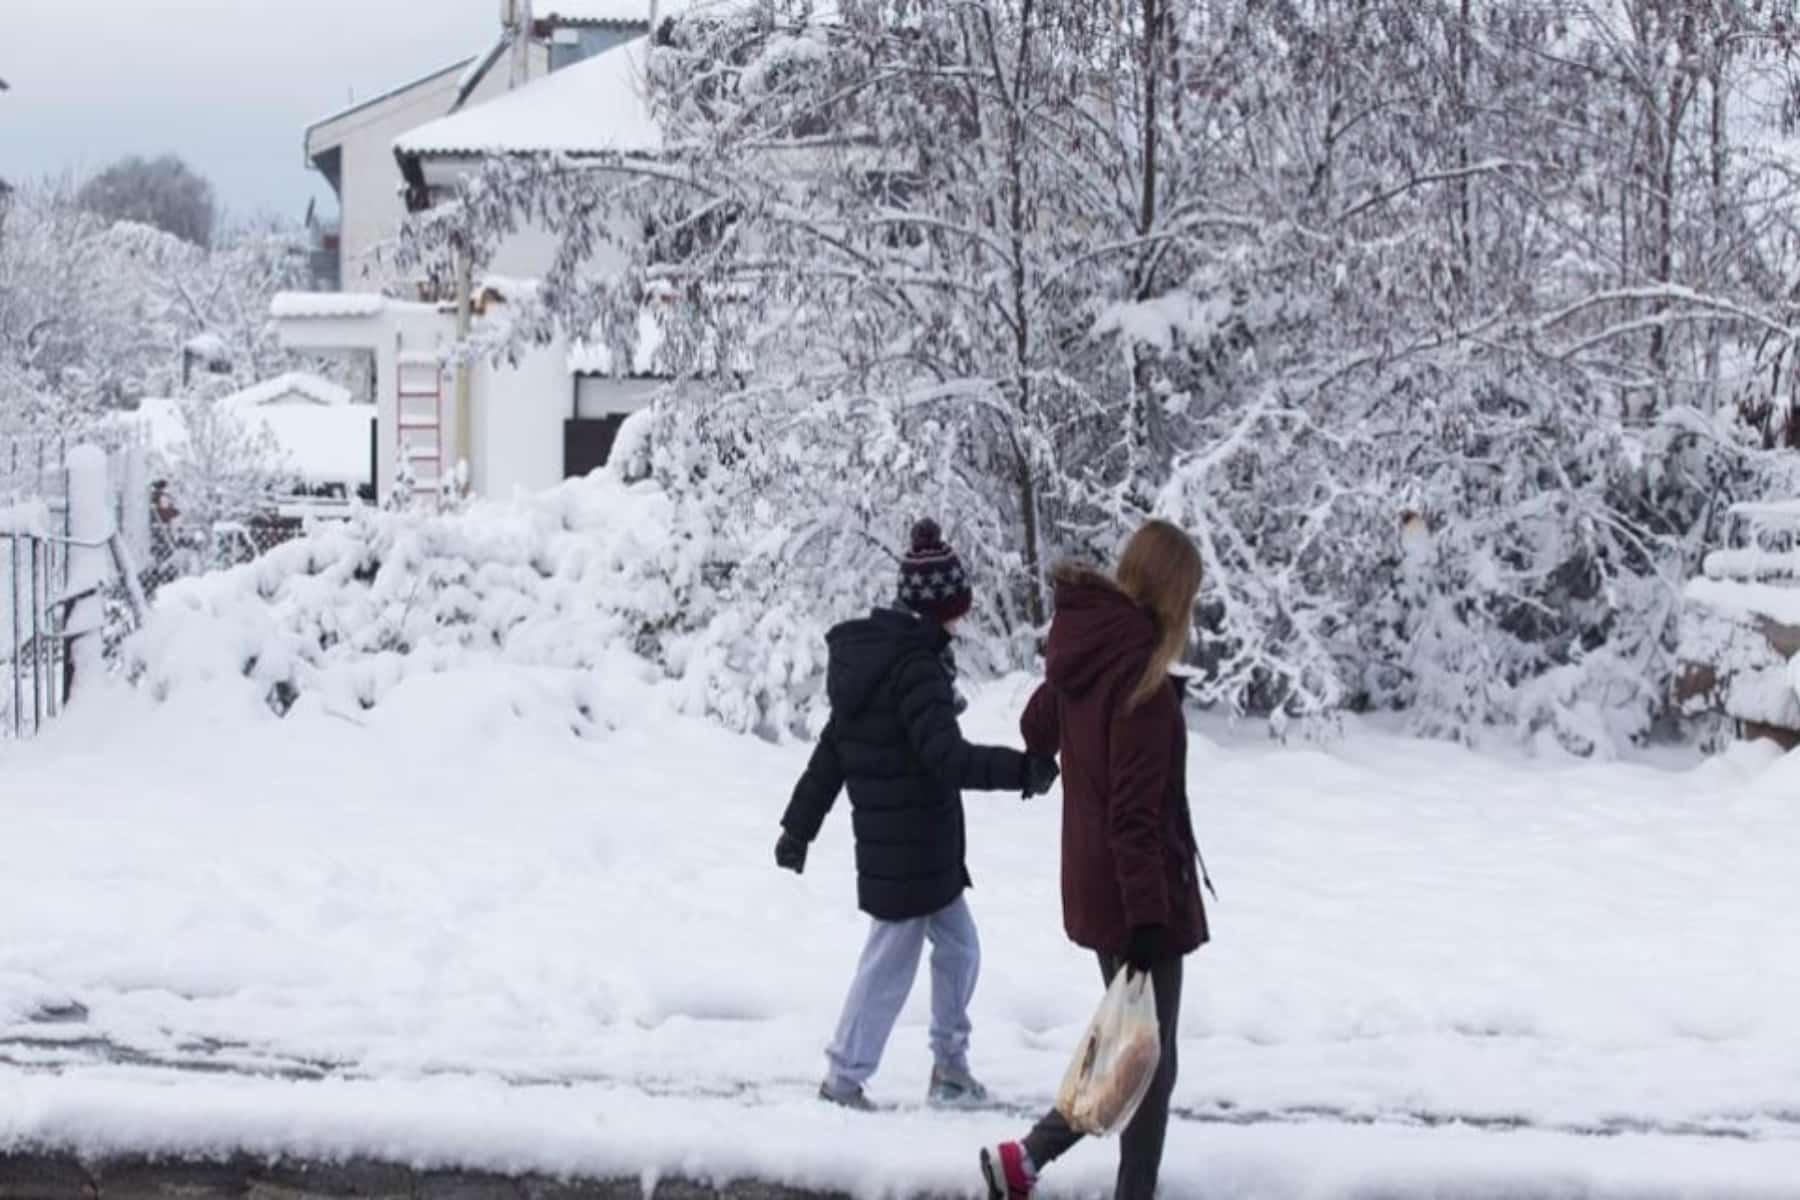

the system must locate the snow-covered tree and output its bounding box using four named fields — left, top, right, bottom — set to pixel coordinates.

left=153, top=390, right=295, bottom=564
left=3, top=181, right=327, bottom=438
left=407, top=0, right=1800, bottom=751
left=0, top=181, right=172, bottom=429
left=77, top=154, right=218, bottom=249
